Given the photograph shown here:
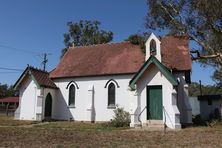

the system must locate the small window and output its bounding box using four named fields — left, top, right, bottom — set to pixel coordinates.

left=150, top=39, right=156, bottom=55
left=108, top=83, right=115, bottom=108
left=208, top=98, right=212, bottom=105
left=69, top=84, right=75, bottom=106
